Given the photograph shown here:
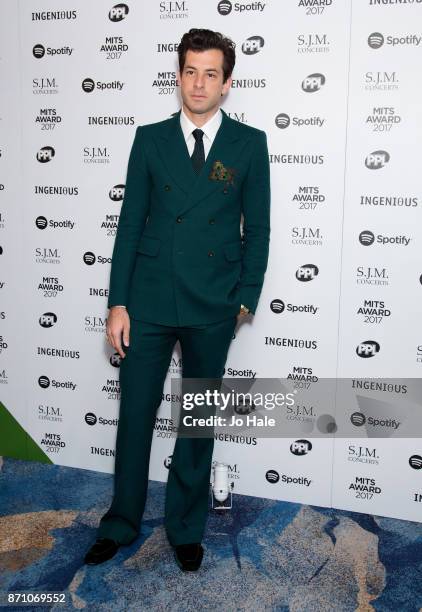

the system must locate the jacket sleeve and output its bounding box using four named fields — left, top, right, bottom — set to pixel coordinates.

left=107, top=126, right=151, bottom=308
left=238, top=129, right=271, bottom=315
